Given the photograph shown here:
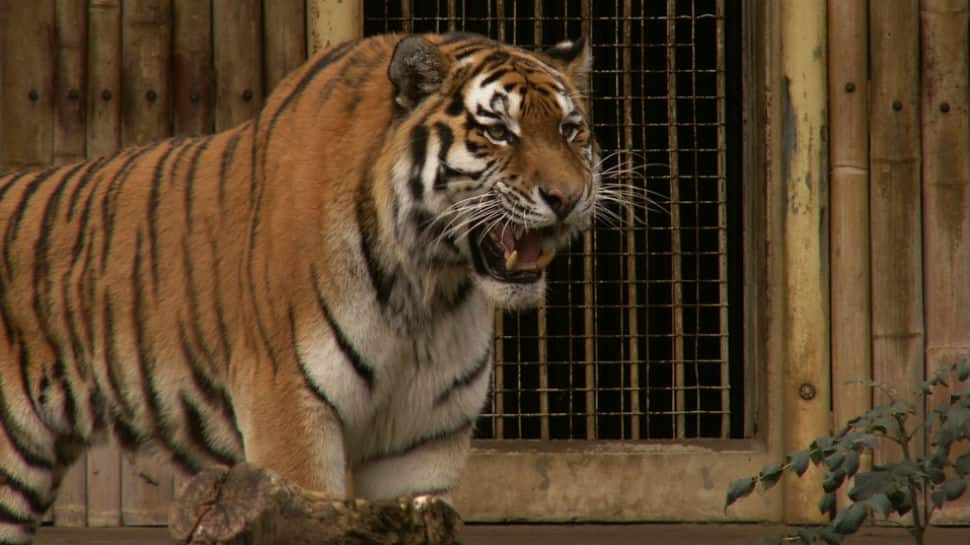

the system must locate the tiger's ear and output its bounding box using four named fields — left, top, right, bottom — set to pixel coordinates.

left=544, top=37, right=592, bottom=94
left=389, top=36, right=450, bottom=111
